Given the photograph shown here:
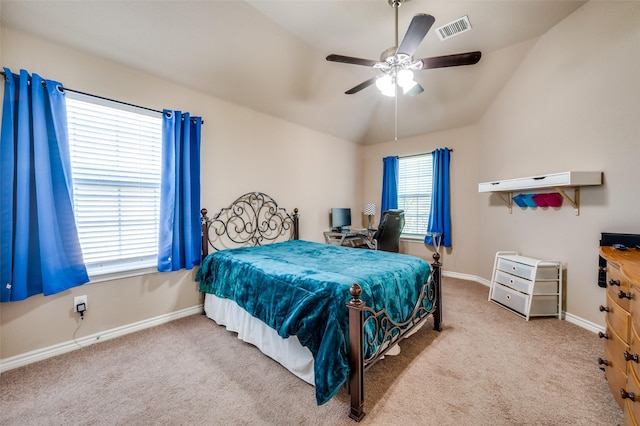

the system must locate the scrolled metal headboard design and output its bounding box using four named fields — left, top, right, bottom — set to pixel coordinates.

left=201, top=192, right=299, bottom=255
